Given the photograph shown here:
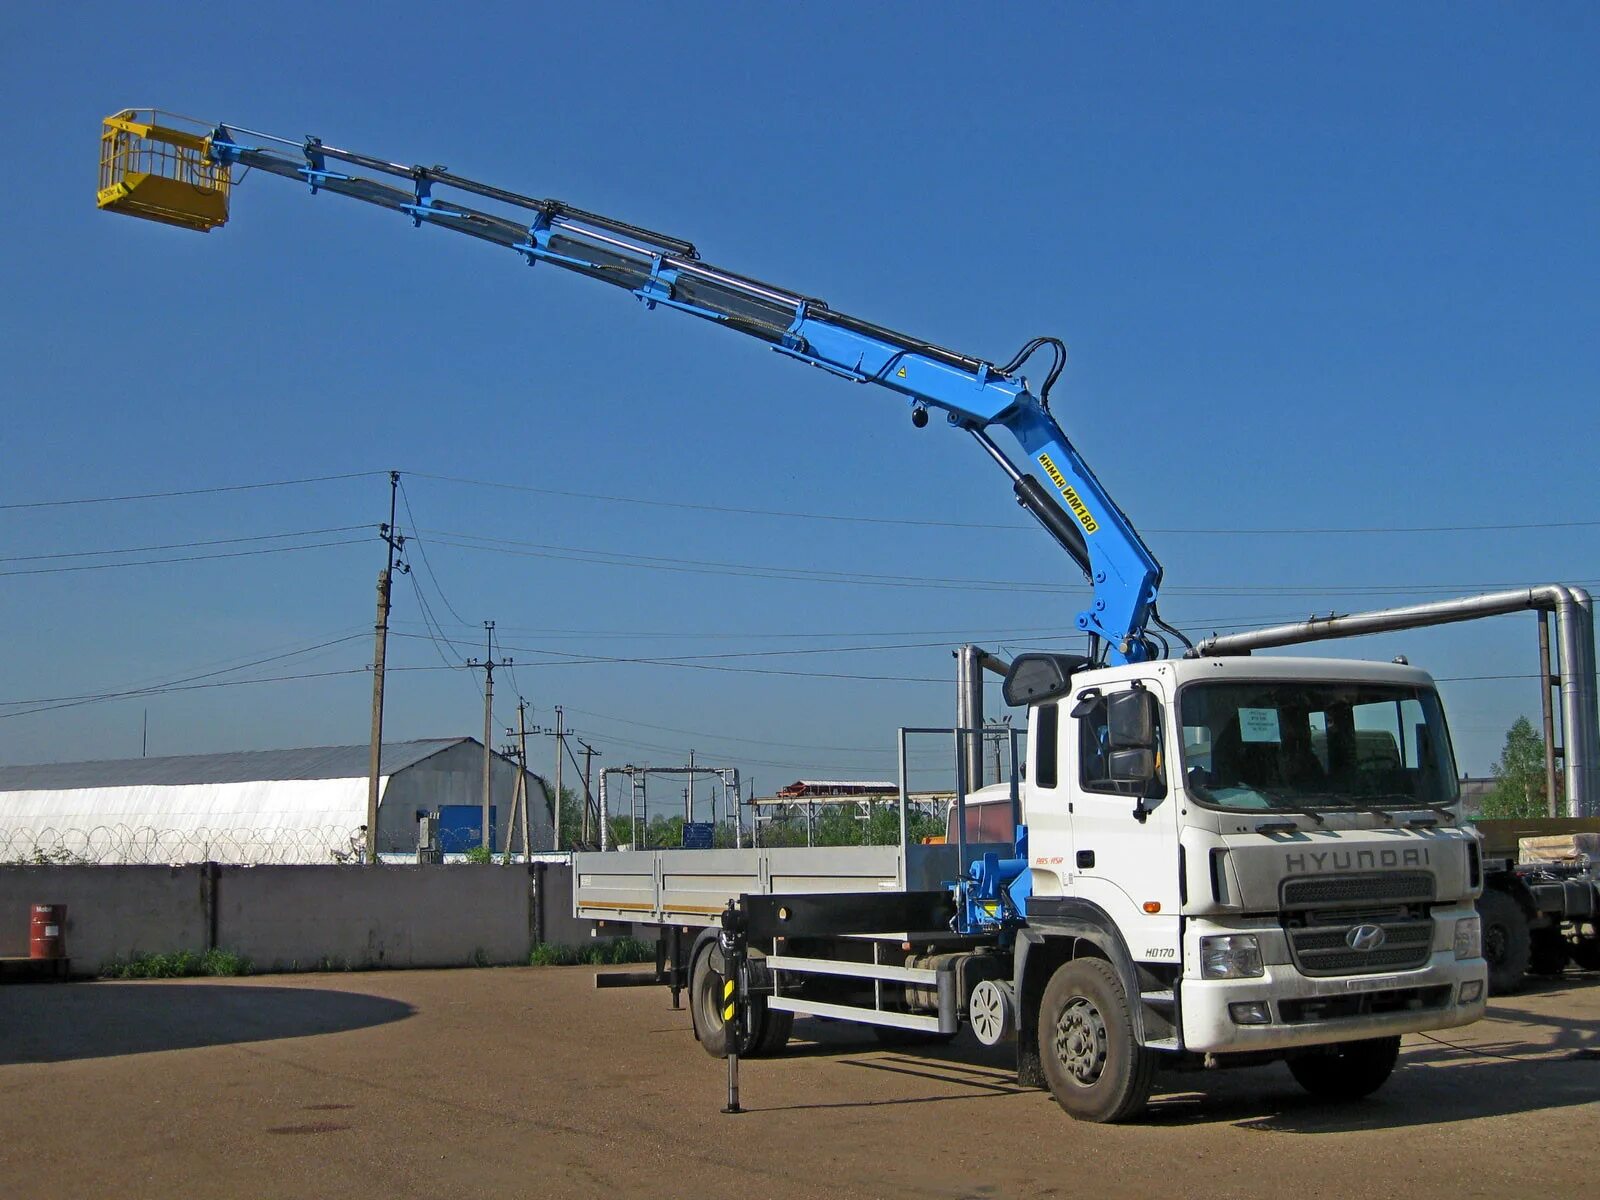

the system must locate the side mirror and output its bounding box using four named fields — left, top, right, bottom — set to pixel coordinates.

left=1108, top=748, right=1157, bottom=785
left=1106, top=688, right=1157, bottom=749
left=1002, top=653, right=1089, bottom=707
